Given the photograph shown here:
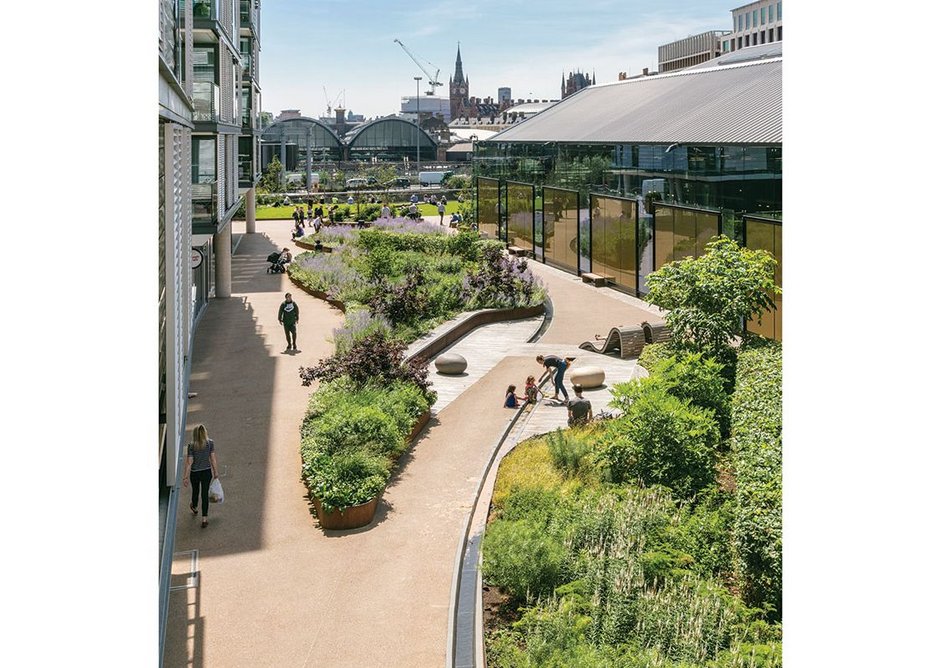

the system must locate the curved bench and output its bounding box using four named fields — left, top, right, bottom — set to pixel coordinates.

left=579, top=321, right=671, bottom=359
